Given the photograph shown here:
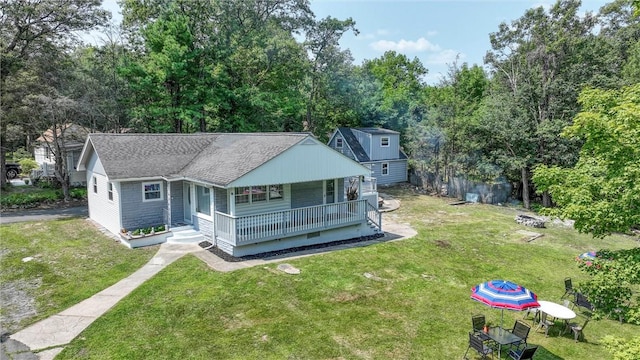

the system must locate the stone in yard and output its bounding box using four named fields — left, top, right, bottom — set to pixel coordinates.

left=277, top=263, right=300, bottom=275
